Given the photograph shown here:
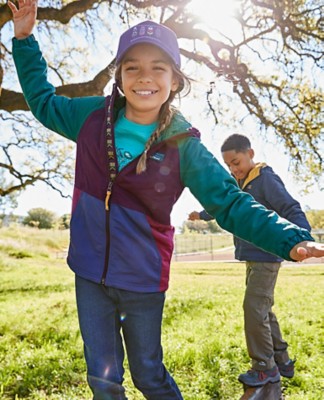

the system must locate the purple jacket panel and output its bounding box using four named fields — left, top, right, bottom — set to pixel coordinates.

left=111, top=139, right=184, bottom=225
left=73, top=106, right=108, bottom=201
